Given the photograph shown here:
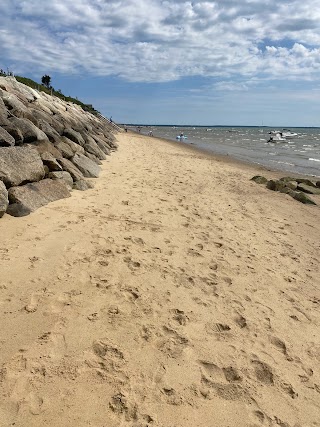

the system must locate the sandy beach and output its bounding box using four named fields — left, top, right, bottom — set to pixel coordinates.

left=0, top=131, right=319, bottom=427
